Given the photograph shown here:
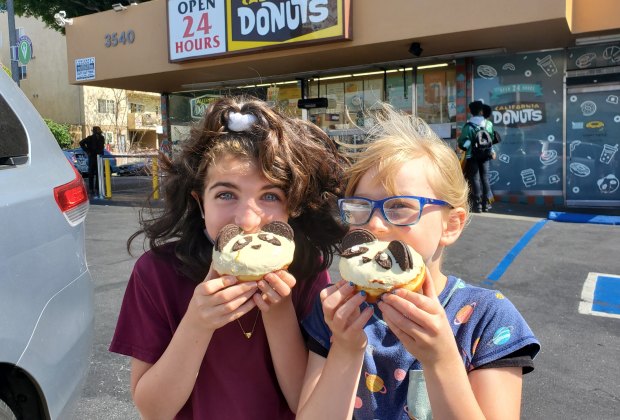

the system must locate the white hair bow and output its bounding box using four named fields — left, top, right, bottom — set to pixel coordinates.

left=227, top=112, right=257, bottom=132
